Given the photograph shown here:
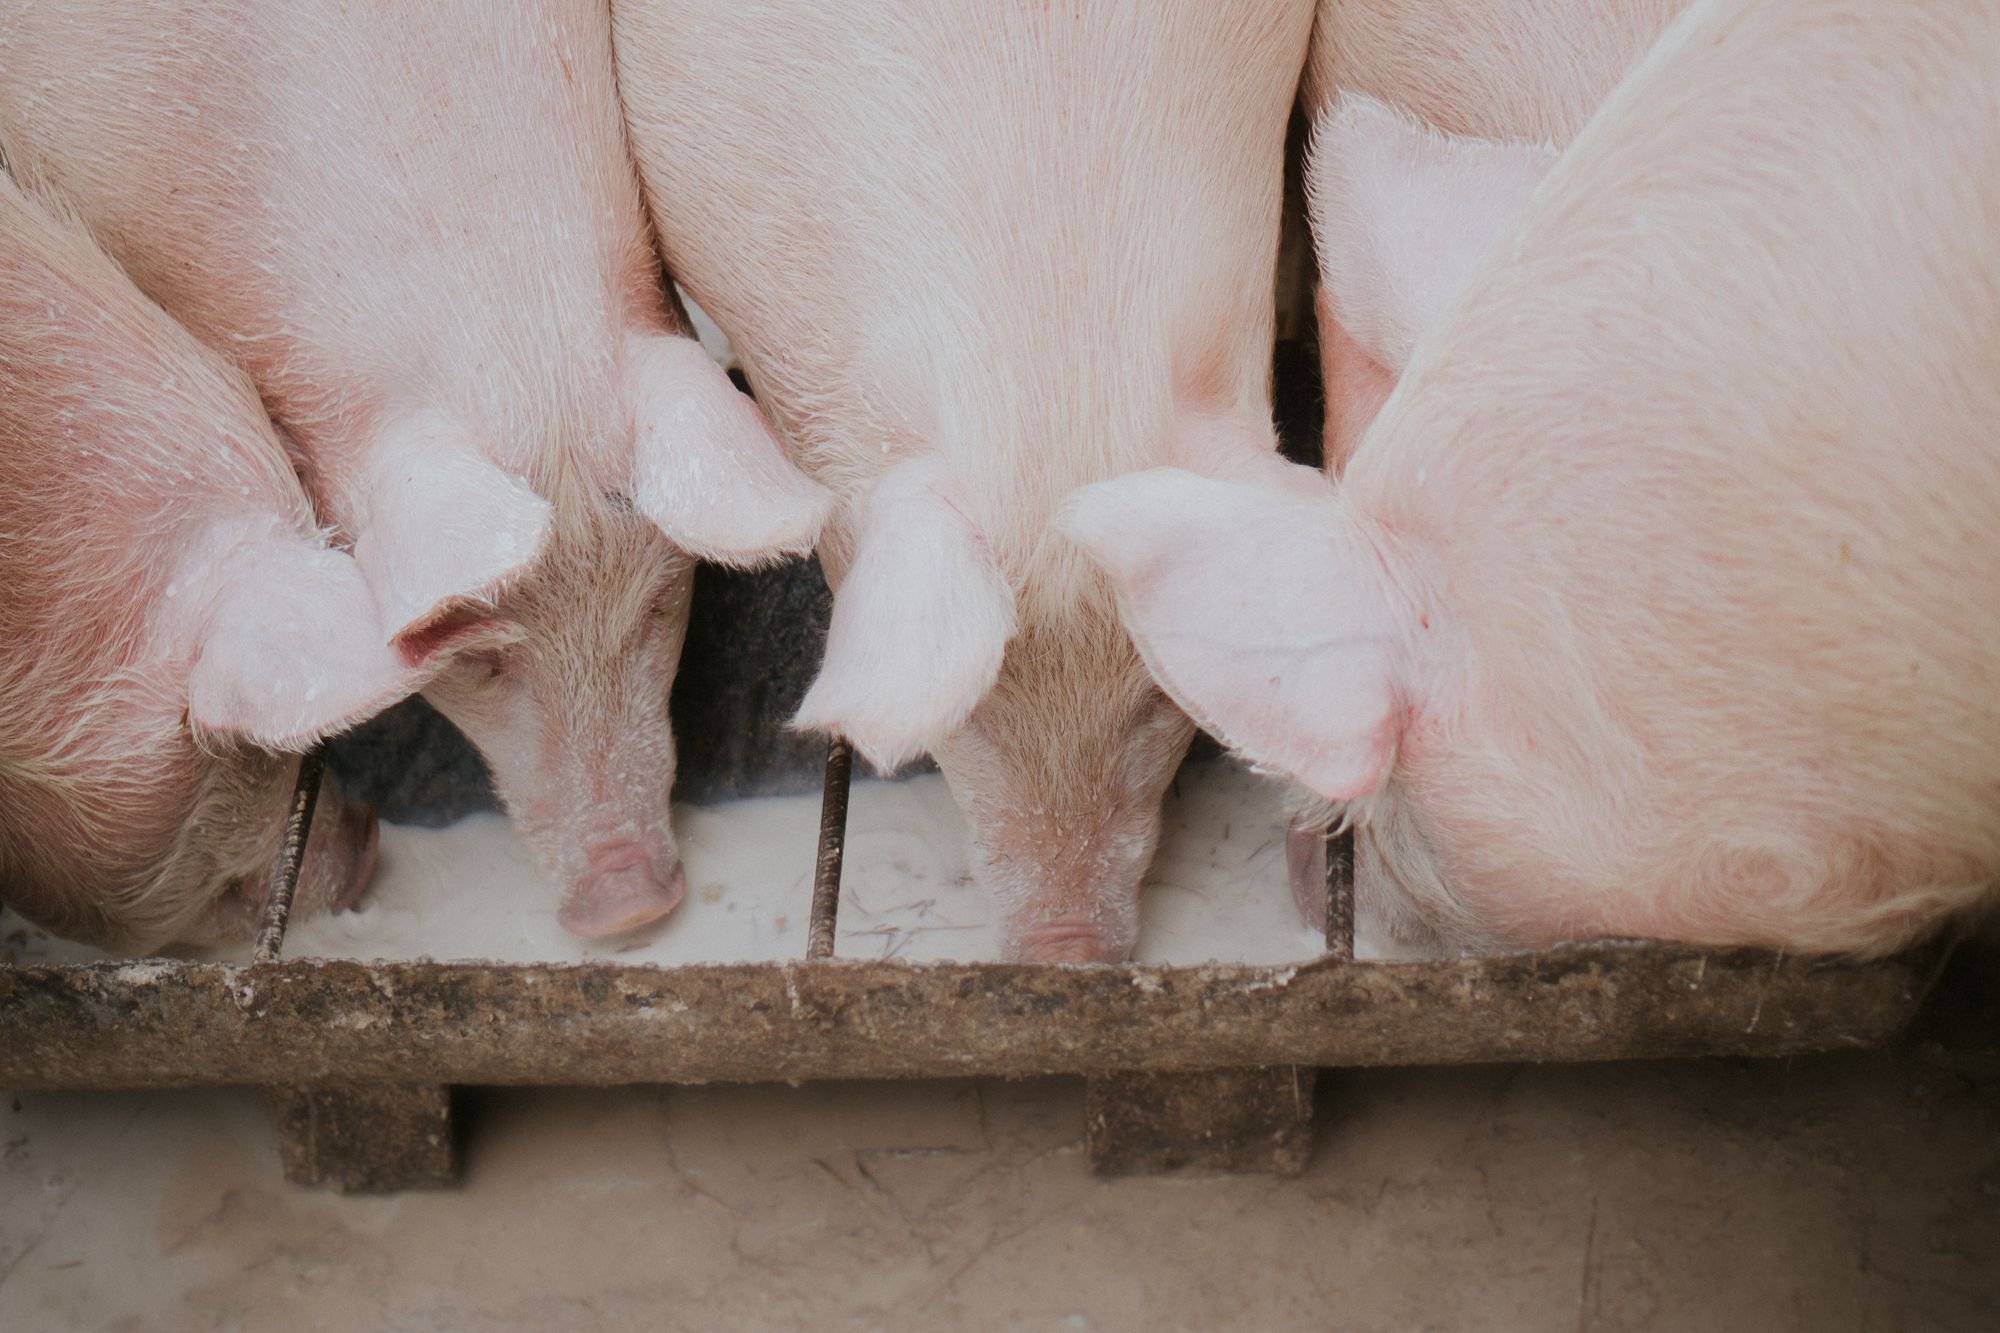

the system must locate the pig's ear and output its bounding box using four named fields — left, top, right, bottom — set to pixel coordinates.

left=187, top=535, right=438, bottom=750
left=624, top=333, right=833, bottom=567
left=1307, top=92, right=1558, bottom=372
left=351, top=414, right=552, bottom=654
left=1060, top=468, right=1405, bottom=803
left=792, top=456, right=1015, bottom=772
